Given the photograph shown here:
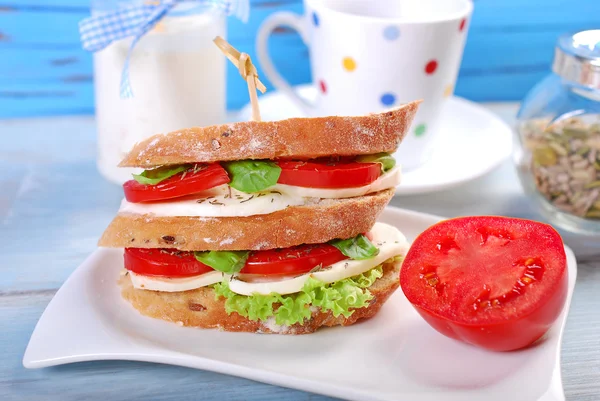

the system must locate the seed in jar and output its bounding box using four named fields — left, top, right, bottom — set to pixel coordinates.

left=555, top=173, right=570, bottom=183
left=533, top=147, right=558, bottom=166
left=586, top=210, right=600, bottom=218
left=563, top=128, right=589, bottom=139
left=571, top=169, right=594, bottom=182
left=573, top=160, right=590, bottom=169
left=549, top=142, right=568, bottom=156
left=576, top=146, right=590, bottom=156
left=584, top=180, right=600, bottom=189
